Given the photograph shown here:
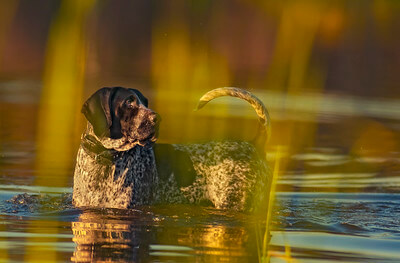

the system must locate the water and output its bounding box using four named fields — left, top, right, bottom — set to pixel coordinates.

left=1, top=82, right=400, bottom=262
left=1, top=188, right=400, bottom=262
left=1, top=148, right=400, bottom=262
